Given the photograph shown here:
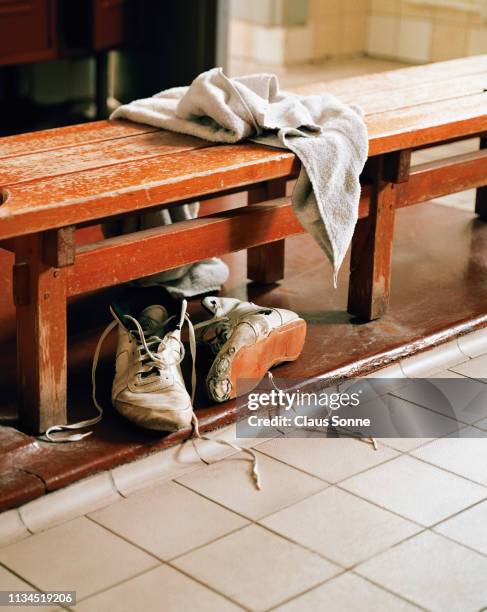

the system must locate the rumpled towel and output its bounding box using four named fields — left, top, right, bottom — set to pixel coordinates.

left=111, top=67, right=368, bottom=285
